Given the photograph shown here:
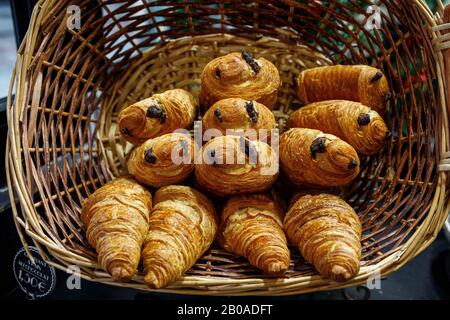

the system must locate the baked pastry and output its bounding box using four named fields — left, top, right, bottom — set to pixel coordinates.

left=296, top=65, right=390, bottom=114
left=219, top=194, right=290, bottom=275
left=289, top=100, right=389, bottom=155
left=284, top=194, right=362, bottom=282
left=118, top=89, right=197, bottom=145
left=141, top=185, right=217, bottom=288
left=127, top=132, right=195, bottom=188
left=195, top=135, right=278, bottom=196
left=202, top=98, right=276, bottom=142
left=280, top=128, right=360, bottom=187
left=199, top=51, right=281, bottom=111
left=80, top=176, right=152, bottom=282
